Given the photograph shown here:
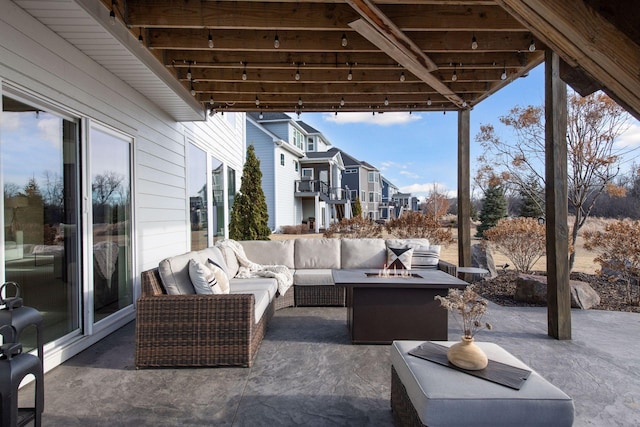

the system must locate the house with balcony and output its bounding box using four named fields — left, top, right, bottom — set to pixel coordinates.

left=246, top=113, right=350, bottom=232
left=392, top=192, right=420, bottom=217
left=380, top=176, right=400, bottom=221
